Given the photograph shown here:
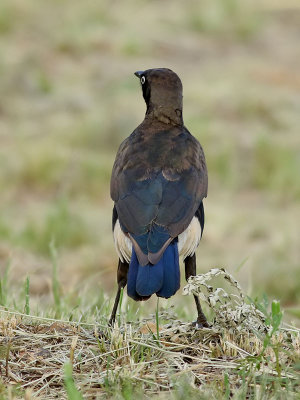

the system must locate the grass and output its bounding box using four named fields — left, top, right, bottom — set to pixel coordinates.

left=0, top=268, right=299, bottom=399
left=186, top=0, right=262, bottom=39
